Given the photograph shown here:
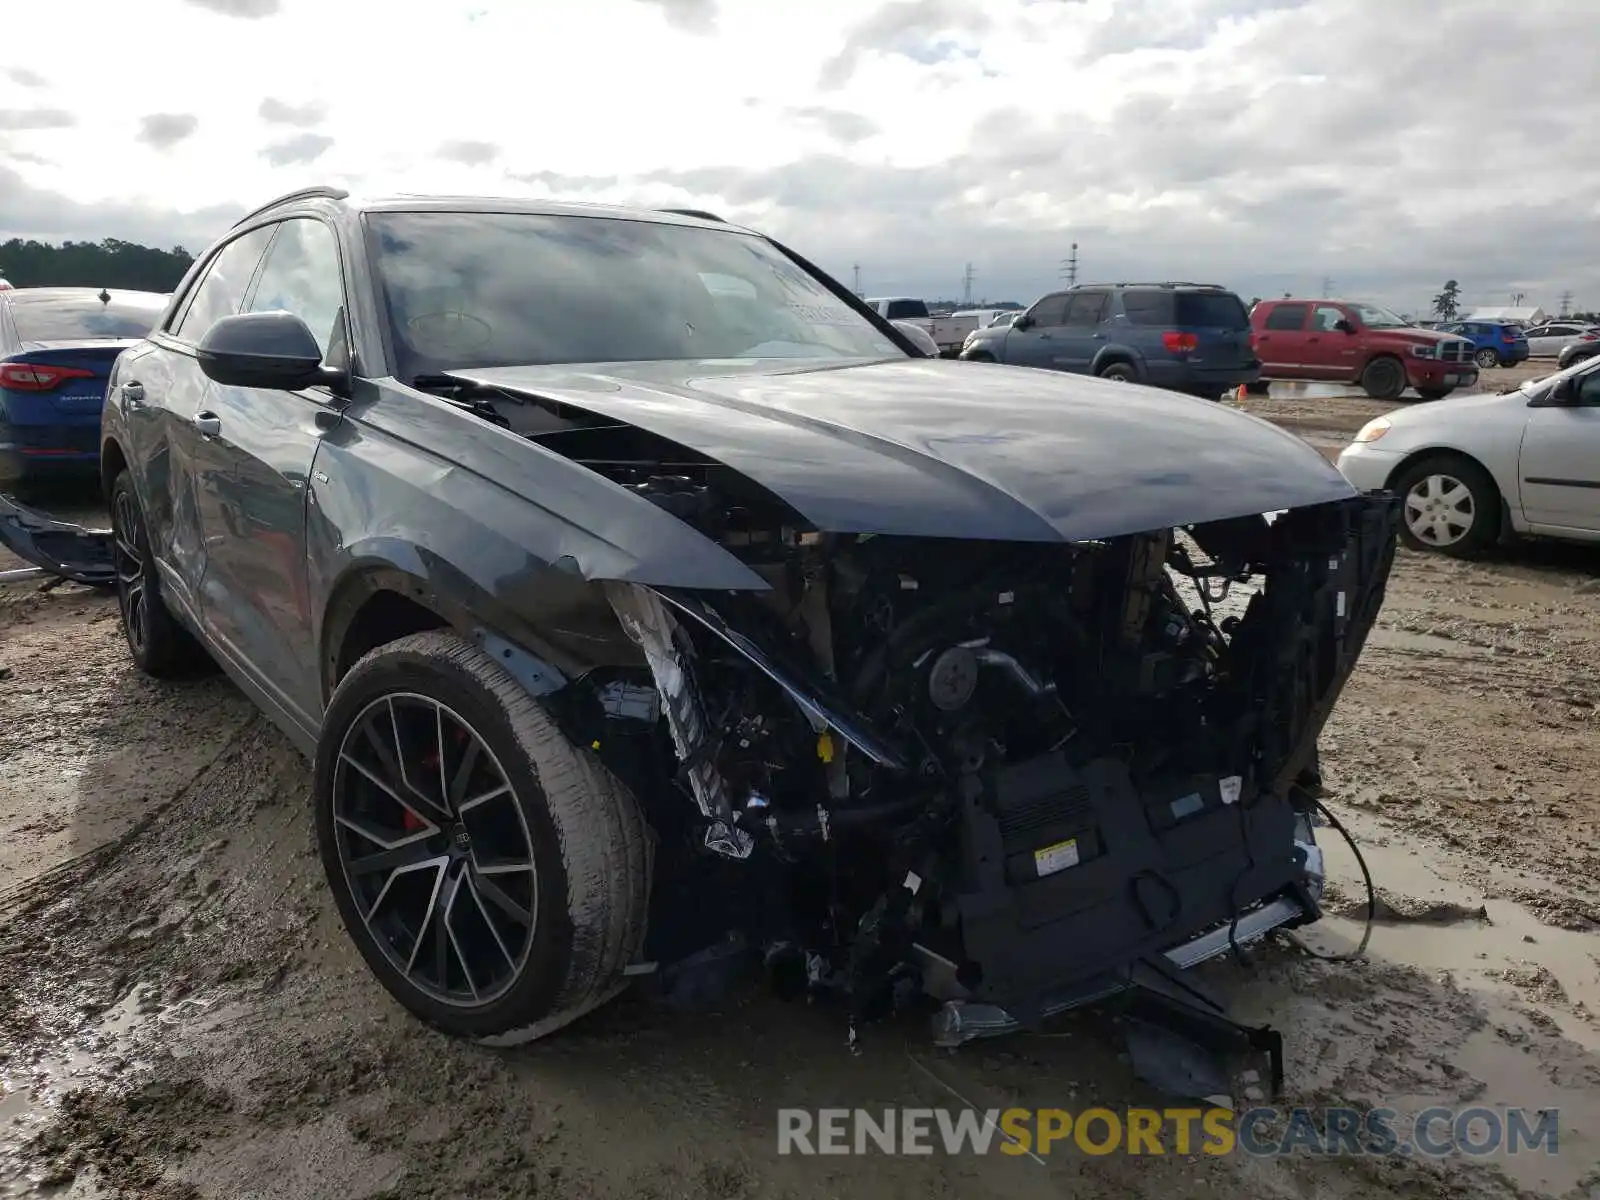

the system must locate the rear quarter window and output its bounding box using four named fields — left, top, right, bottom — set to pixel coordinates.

left=1263, top=303, right=1309, bottom=331
left=1177, top=292, right=1249, bottom=329
left=1120, top=290, right=1172, bottom=326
